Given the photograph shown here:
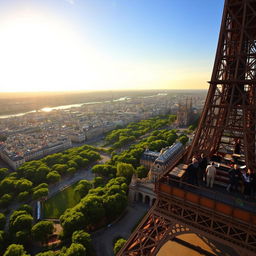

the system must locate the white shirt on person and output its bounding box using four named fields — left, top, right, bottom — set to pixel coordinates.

left=206, top=165, right=216, bottom=176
